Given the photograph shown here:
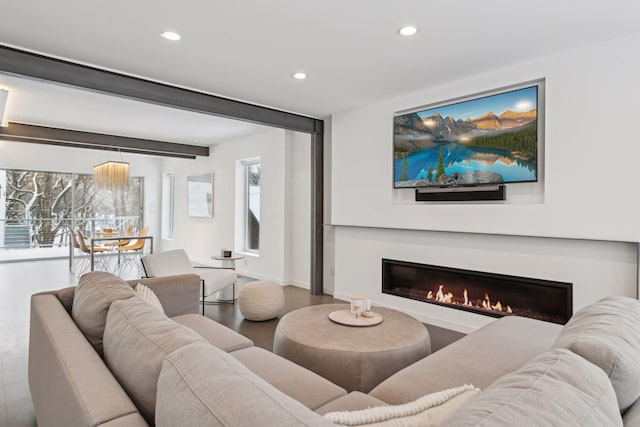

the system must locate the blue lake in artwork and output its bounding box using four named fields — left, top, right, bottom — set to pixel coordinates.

left=394, top=142, right=536, bottom=184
